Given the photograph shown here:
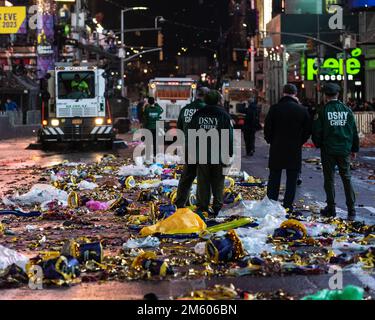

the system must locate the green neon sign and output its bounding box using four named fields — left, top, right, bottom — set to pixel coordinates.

left=306, top=48, right=362, bottom=81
